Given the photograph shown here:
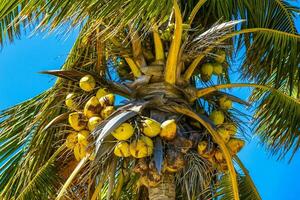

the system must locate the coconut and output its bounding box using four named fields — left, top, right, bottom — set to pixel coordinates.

left=197, top=141, right=208, bottom=155
left=74, top=143, right=87, bottom=161
left=65, top=132, right=78, bottom=149
left=160, top=119, right=177, bottom=140
left=217, top=127, right=230, bottom=143
left=197, top=141, right=215, bottom=159
left=130, top=137, right=153, bottom=158
left=77, top=130, right=89, bottom=146
left=214, top=149, right=225, bottom=163
left=88, top=116, right=102, bottom=131
left=200, top=63, right=214, bottom=76
left=114, top=141, right=131, bottom=157
left=84, top=96, right=102, bottom=118
left=142, top=118, right=161, bottom=137
left=111, top=123, right=134, bottom=141
left=223, top=123, right=237, bottom=135
left=99, top=94, right=115, bottom=107
left=100, top=106, right=115, bottom=119
left=140, top=135, right=154, bottom=156
left=65, top=93, right=77, bottom=110
left=212, top=63, right=223, bottom=75
left=68, top=112, right=87, bottom=131
left=215, top=50, right=226, bottom=63
left=96, top=88, right=110, bottom=99
left=219, top=96, right=232, bottom=110
left=209, top=110, right=225, bottom=125
left=227, top=138, right=245, bottom=155
left=79, top=75, right=96, bottom=92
